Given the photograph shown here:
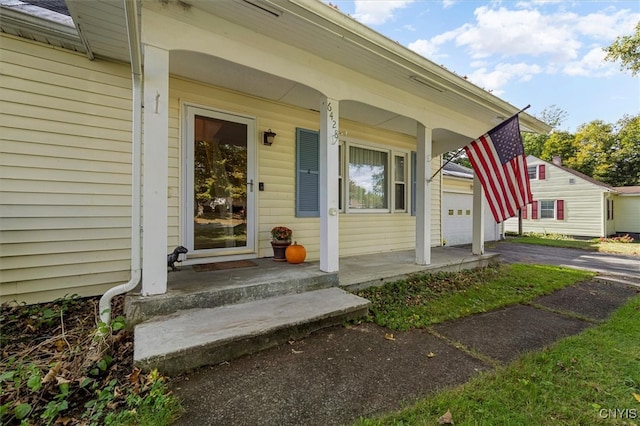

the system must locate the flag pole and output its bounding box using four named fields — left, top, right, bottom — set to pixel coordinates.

left=426, top=104, right=531, bottom=183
